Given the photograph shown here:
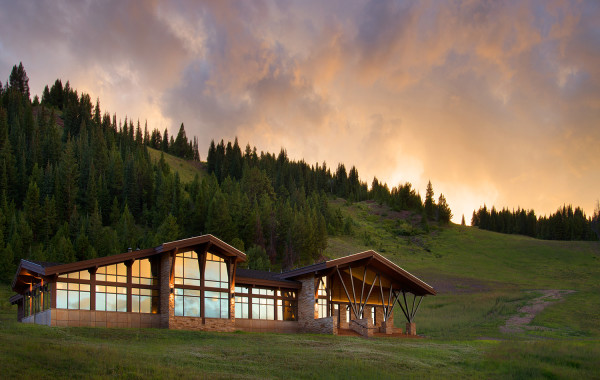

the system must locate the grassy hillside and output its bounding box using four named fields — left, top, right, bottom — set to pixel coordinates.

left=1, top=200, right=599, bottom=378
left=147, top=147, right=206, bottom=183
left=328, top=201, right=600, bottom=340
